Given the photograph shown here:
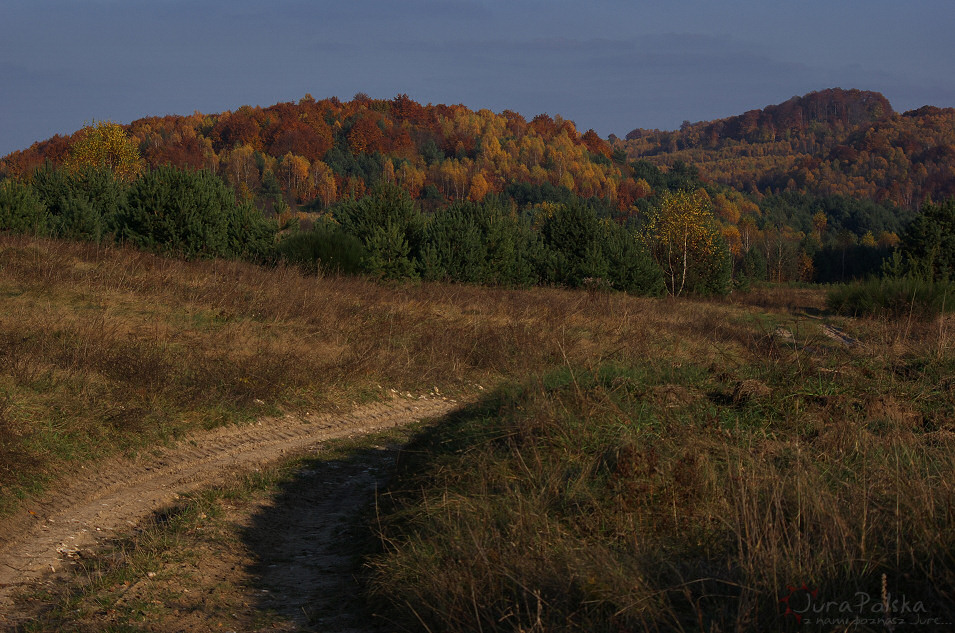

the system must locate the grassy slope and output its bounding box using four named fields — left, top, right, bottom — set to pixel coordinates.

left=369, top=294, right=955, bottom=631
left=3, top=235, right=953, bottom=631
left=0, top=233, right=683, bottom=514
